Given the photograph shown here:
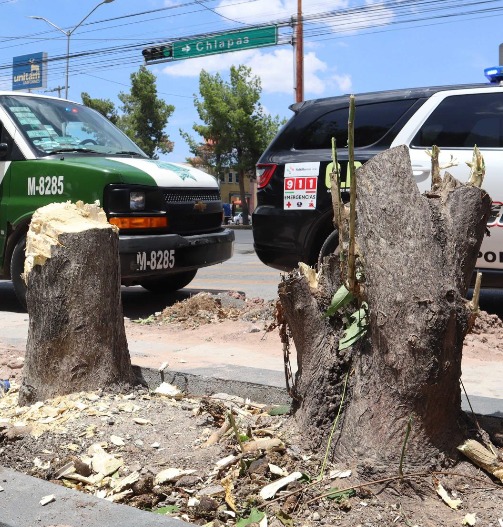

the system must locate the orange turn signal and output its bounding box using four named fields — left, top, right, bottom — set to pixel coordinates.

left=109, top=216, right=168, bottom=229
